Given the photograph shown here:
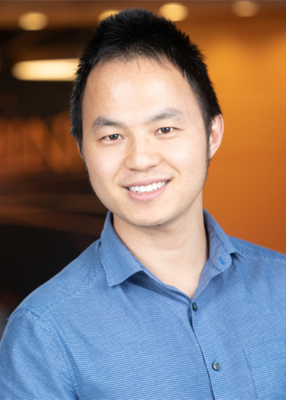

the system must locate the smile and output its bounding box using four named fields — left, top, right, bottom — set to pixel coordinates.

left=128, top=181, right=168, bottom=194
